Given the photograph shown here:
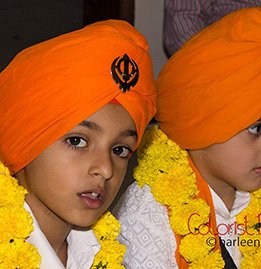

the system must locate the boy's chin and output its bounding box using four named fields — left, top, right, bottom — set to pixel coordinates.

left=237, top=184, right=261, bottom=193
left=67, top=214, right=102, bottom=229
left=74, top=218, right=100, bottom=228
left=72, top=224, right=92, bottom=231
